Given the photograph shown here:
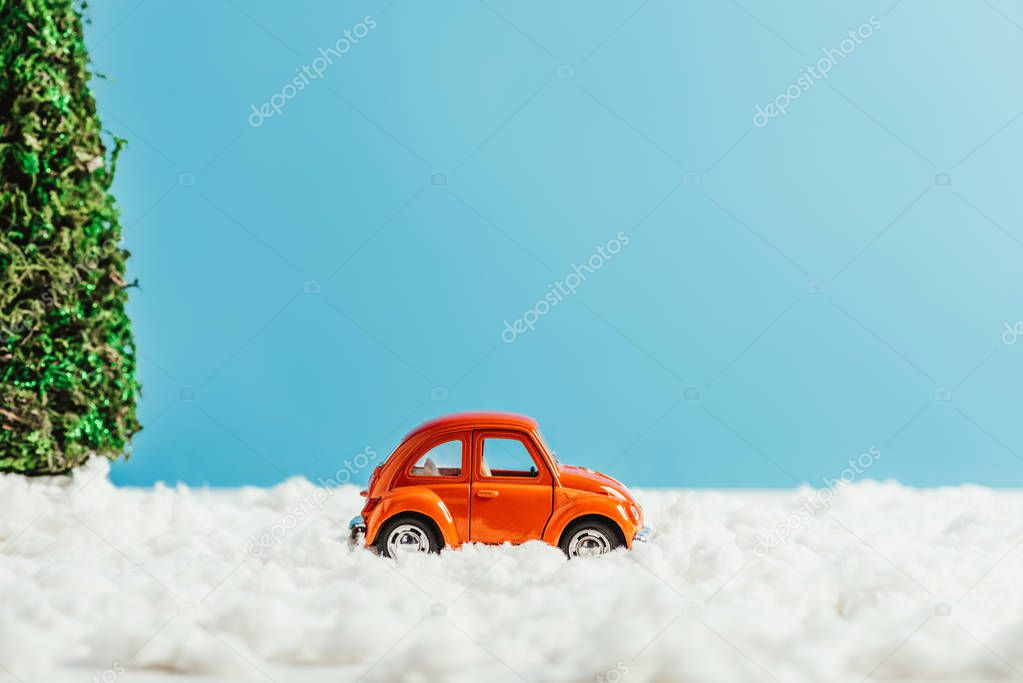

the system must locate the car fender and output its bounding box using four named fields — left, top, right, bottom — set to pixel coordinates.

left=366, top=486, right=461, bottom=547
left=542, top=491, right=639, bottom=548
